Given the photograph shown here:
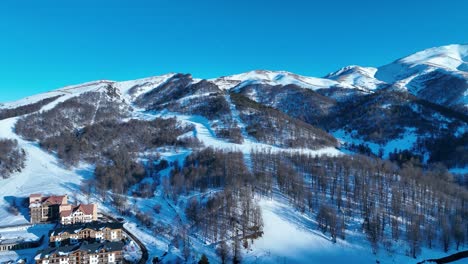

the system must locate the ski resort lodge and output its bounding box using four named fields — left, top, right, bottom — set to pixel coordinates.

left=29, top=193, right=97, bottom=225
